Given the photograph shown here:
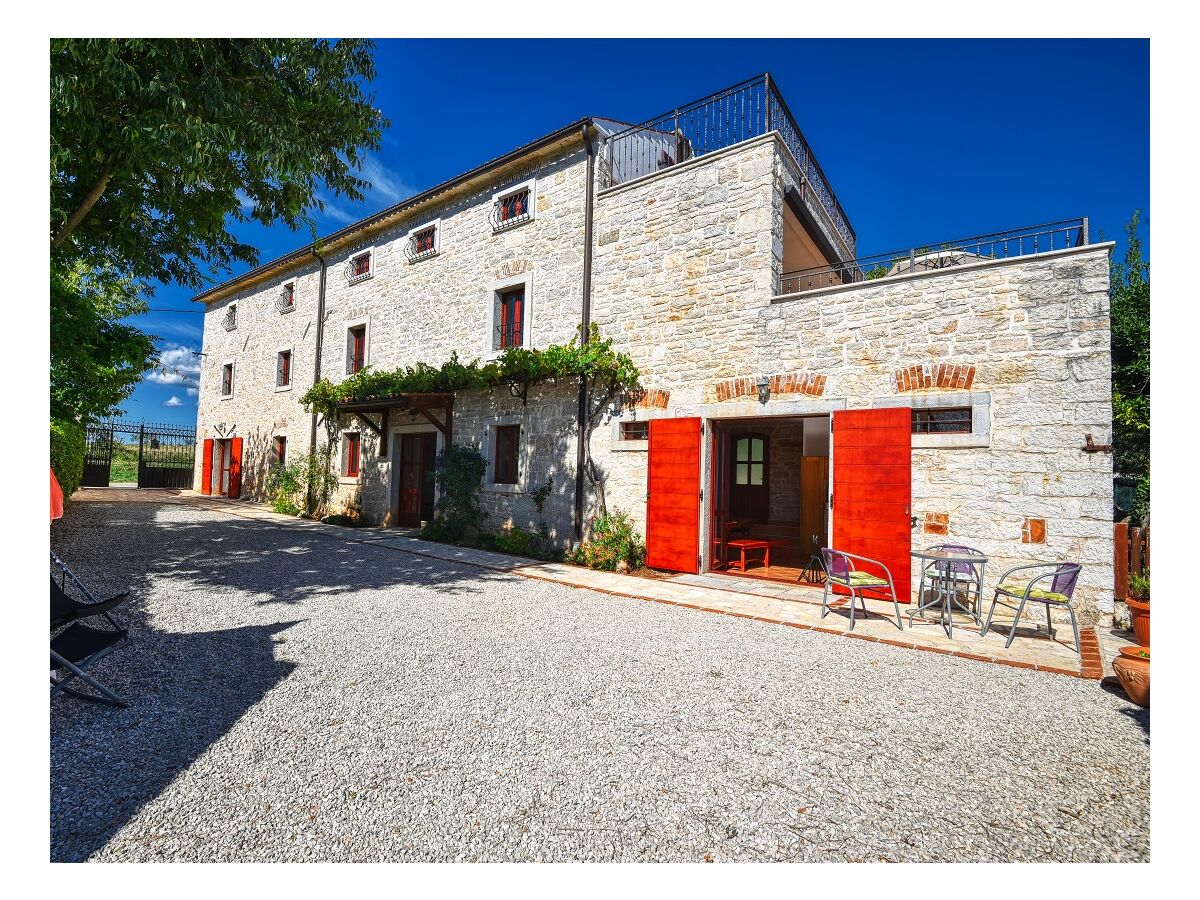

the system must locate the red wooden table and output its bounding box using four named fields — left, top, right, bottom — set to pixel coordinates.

left=725, top=539, right=770, bottom=572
